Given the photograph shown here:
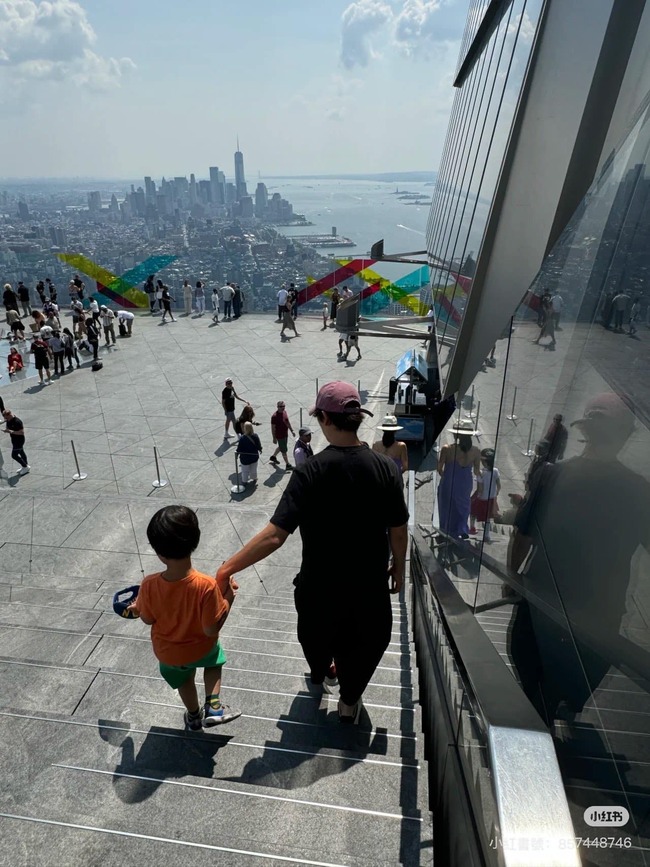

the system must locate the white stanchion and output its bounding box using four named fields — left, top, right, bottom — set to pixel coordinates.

left=152, top=446, right=168, bottom=488
left=522, top=418, right=536, bottom=457
left=506, top=387, right=518, bottom=421
left=231, top=454, right=246, bottom=494
left=70, top=440, right=87, bottom=481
